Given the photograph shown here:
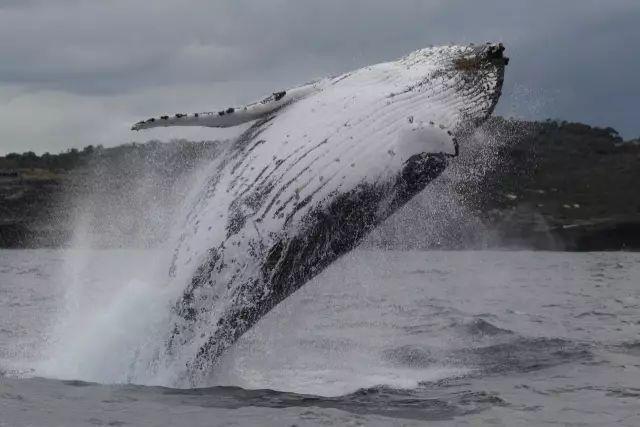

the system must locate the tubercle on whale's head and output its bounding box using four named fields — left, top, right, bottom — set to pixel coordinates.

left=453, top=43, right=508, bottom=83
left=450, top=44, right=508, bottom=91
left=468, top=42, right=508, bottom=66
